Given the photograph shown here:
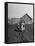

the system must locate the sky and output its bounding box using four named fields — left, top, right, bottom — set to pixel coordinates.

left=8, top=3, right=33, bottom=19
